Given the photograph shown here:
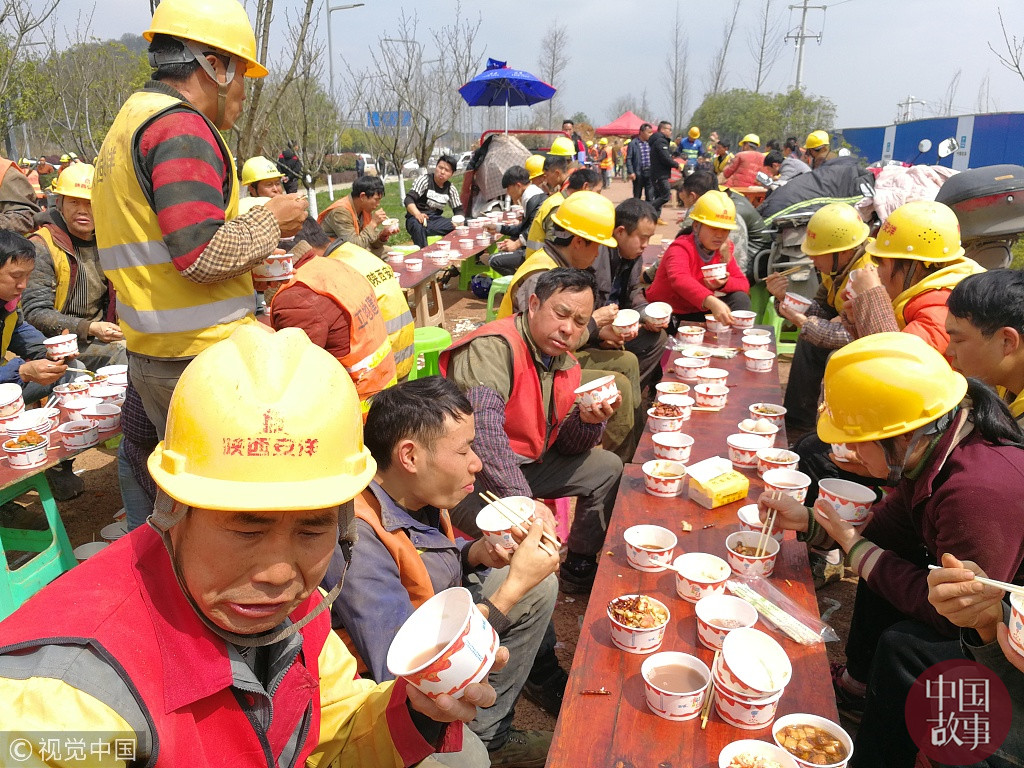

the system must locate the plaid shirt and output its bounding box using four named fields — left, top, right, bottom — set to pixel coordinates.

left=638, top=140, right=651, bottom=171
left=846, top=284, right=900, bottom=338
left=121, top=382, right=158, bottom=503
